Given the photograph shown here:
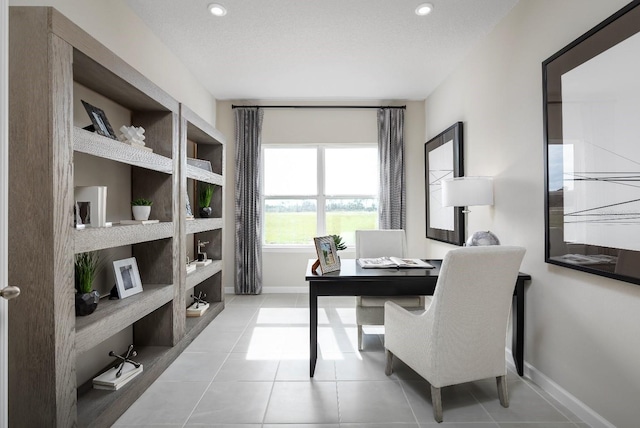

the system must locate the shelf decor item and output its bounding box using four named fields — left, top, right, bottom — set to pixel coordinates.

left=75, top=186, right=108, bottom=228
left=118, top=125, right=151, bottom=152
left=131, top=197, right=153, bottom=221
left=93, top=345, right=143, bottom=390
left=312, top=236, right=341, bottom=274
left=113, top=257, right=143, bottom=299
left=81, top=100, right=117, bottom=139
left=198, top=183, right=214, bottom=218
left=74, top=251, right=101, bottom=316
